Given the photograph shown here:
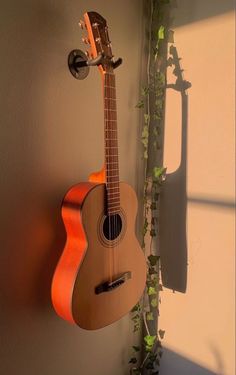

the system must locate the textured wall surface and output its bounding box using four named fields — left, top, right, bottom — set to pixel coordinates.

left=0, top=1, right=143, bottom=374
left=159, top=1, right=235, bottom=375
